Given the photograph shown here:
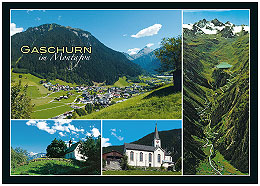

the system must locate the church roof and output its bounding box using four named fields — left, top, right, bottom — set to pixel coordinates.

left=124, top=143, right=156, bottom=152
left=65, top=142, right=80, bottom=154
left=154, top=123, right=160, bottom=140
